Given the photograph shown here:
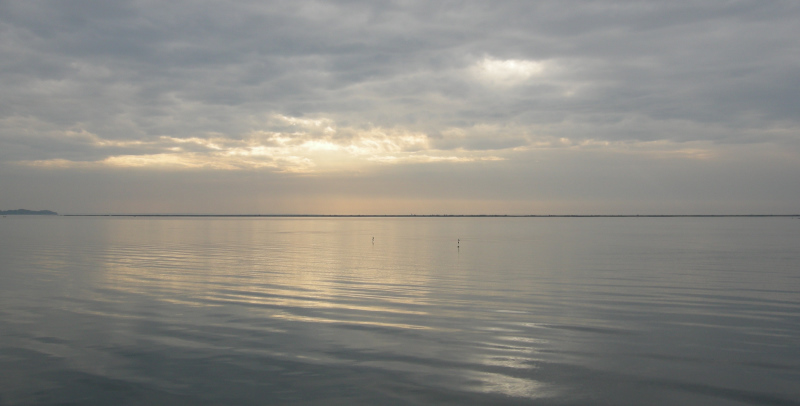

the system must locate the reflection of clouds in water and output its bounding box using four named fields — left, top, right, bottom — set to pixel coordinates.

left=92, top=219, right=434, bottom=310
left=465, top=371, right=554, bottom=399
left=3, top=217, right=797, bottom=404
left=270, top=312, right=431, bottom=331
left=461, top=323, right=555, bottom=397
left=479, top=355, right=541, bottom=369
left=43, top=218, right=562, bottom=403
left=497, top=335, right=549, bottom=344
